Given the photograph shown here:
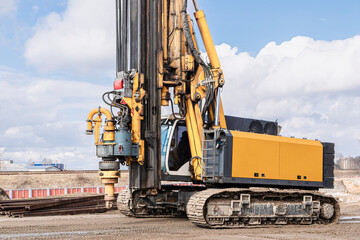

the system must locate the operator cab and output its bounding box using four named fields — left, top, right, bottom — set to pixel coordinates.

left=161, top=116, right=192, bottom=179
left=160, top=115, right=281, bottom=181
